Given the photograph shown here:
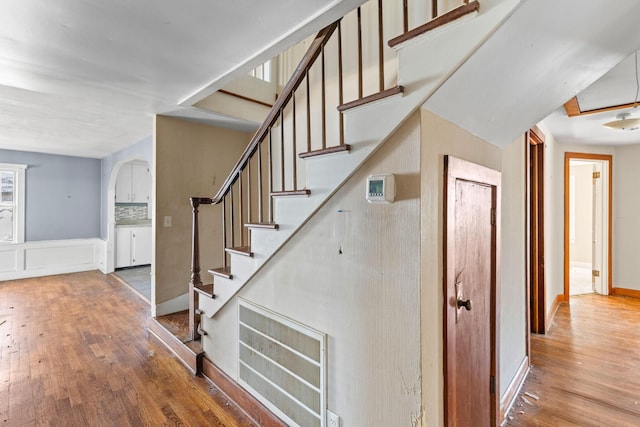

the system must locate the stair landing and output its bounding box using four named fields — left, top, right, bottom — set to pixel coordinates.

left=148, top=310, right=203, bottom=374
